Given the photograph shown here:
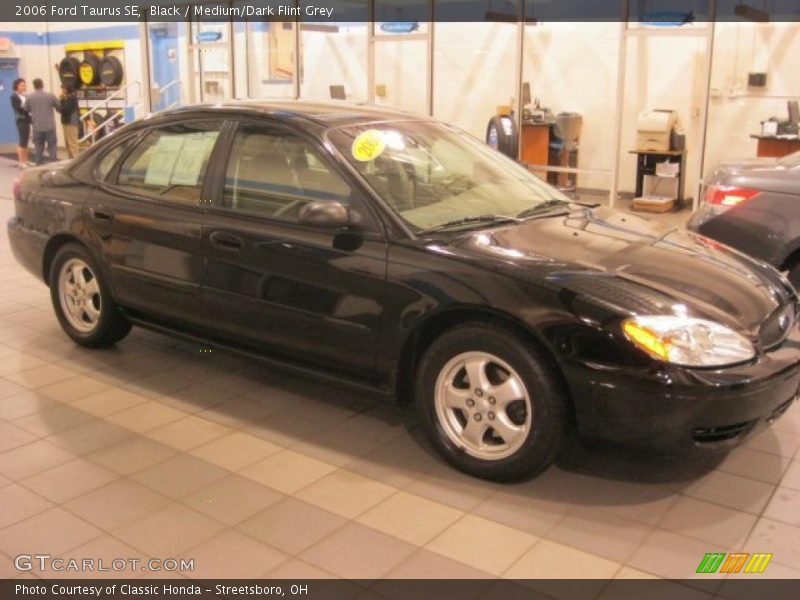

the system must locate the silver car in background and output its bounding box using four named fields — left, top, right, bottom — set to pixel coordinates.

left=689, top=151, right=800, bottom=286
